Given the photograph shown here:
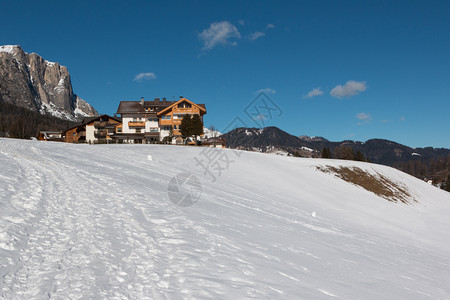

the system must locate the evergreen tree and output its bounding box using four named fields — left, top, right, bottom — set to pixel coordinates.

left=0, top=100, right=77, bottom=139
left=180, top=115, right=193, bottom=138
left=354, top=150, right=366, bottom=161
left=334, top=145, right=355, bottom=160
left=168, top=126, right=174, bottom=143
left=321, top=148, right=331, bottom=158
left=442, top=175, right=450, bottom=192
left=191, top=114, right=203, bottom=140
